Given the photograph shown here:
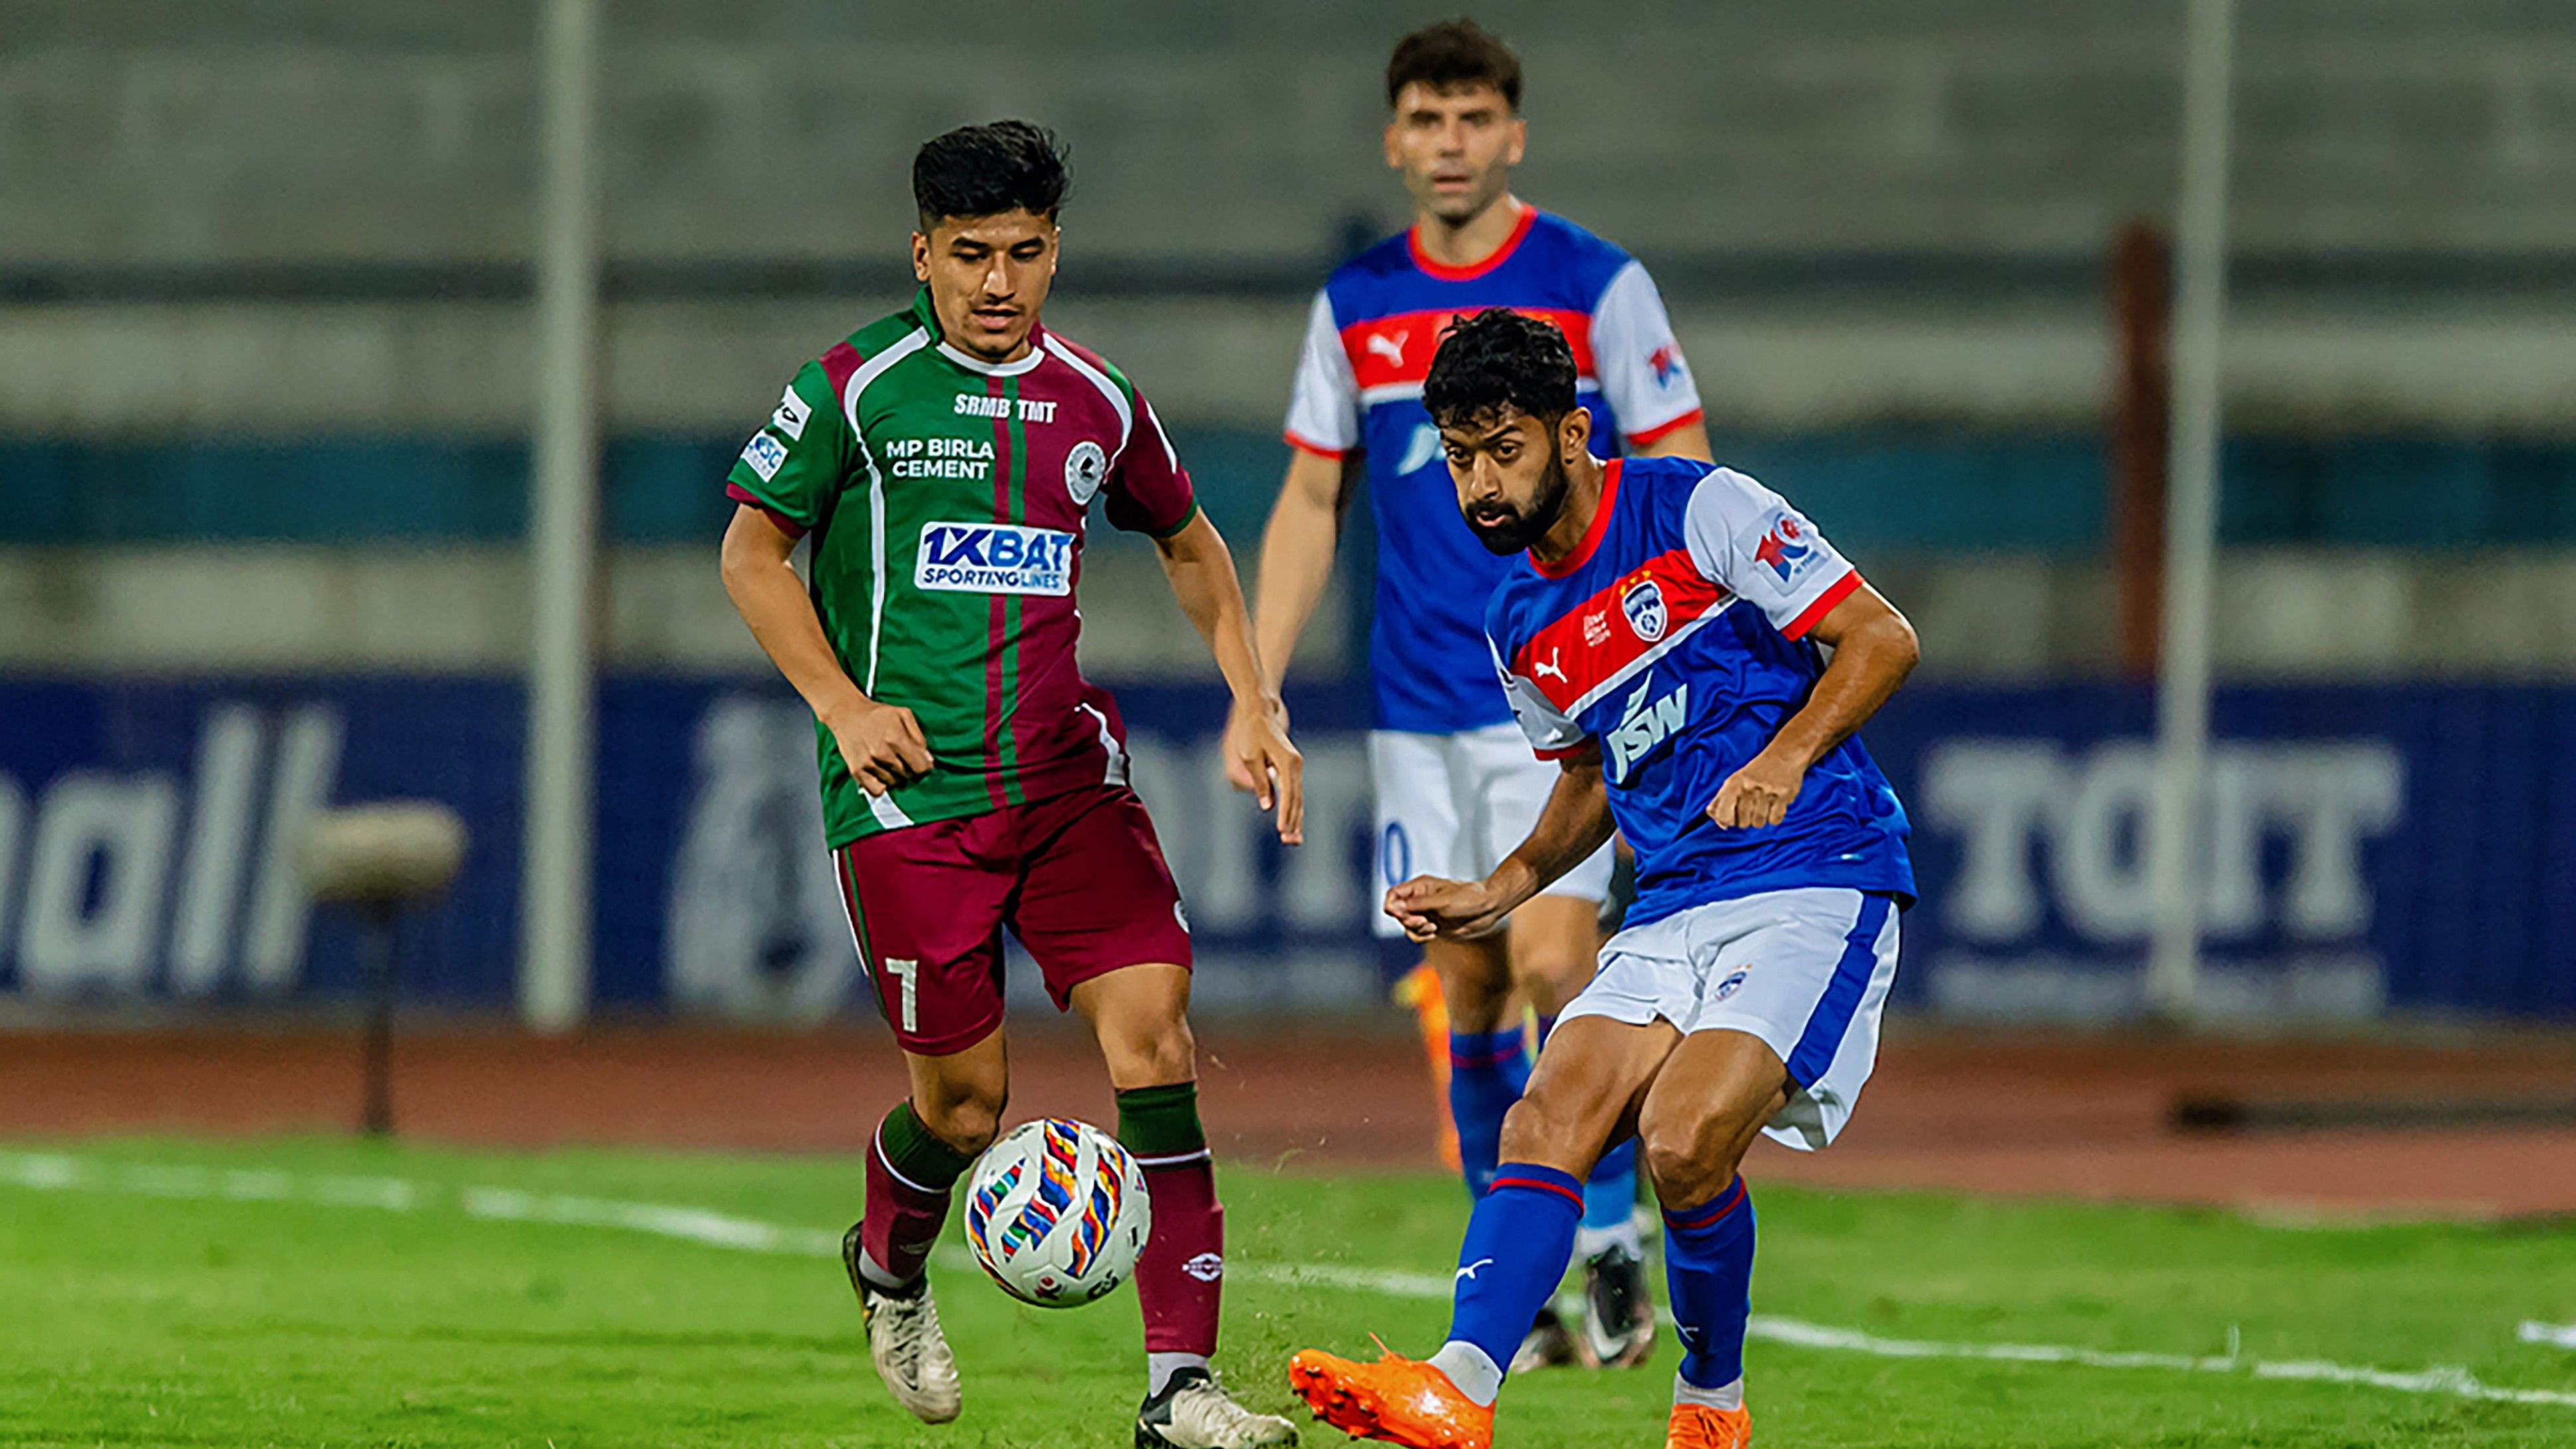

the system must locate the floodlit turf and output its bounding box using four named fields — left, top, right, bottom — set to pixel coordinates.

left=3, top=1137, right=2573, bottom=1447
